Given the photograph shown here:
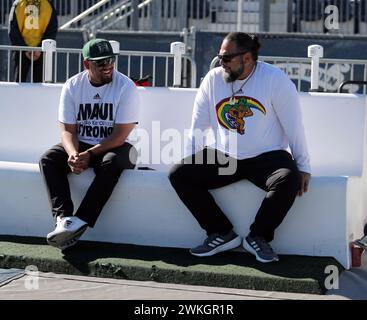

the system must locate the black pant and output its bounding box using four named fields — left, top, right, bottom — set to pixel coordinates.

left=169, top=148, right=301, bottom=242
left=12, top=51, right=43, bottom=83
left=39, top=142, right=137, bottom=227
